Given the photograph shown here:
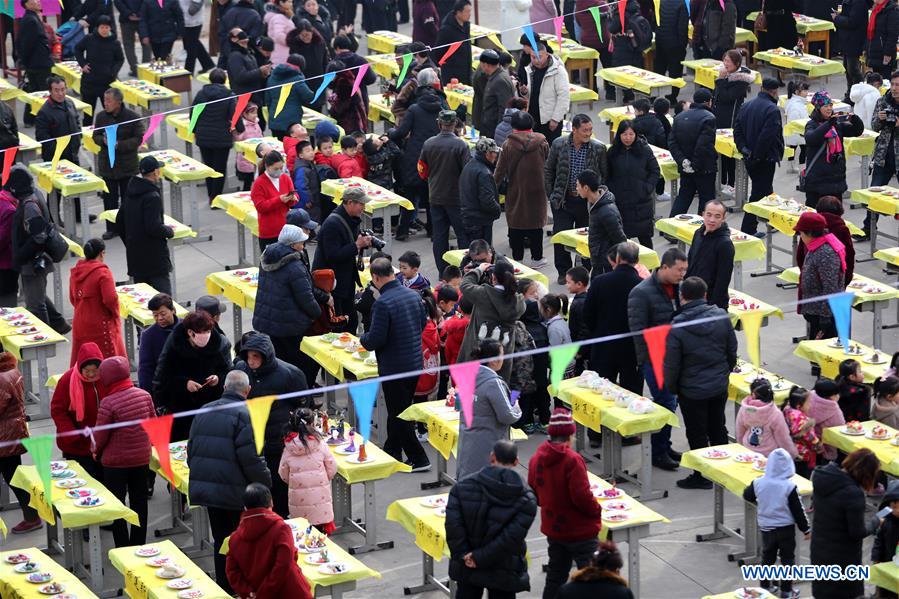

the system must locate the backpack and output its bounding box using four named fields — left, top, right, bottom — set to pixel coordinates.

left=632, top=15, right=653, bottom=52
left=509, top=321, right=536, bottom=395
